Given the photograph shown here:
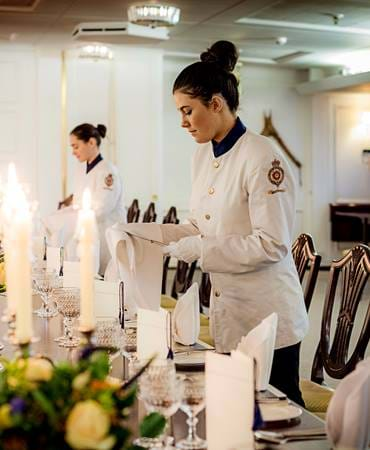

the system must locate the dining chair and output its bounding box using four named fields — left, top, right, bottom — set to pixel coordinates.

left=171, top=260, right=197, bottom=300
left=57, top=194, right=73, bottom=210
left=199, top=271, right=211, bottom=310
left=292, top=233, right=321, bottom=311
left=127, top=199, right=140, bottom=223
left=161, top=206, right=179, bottom=295
left=142, top=202, right=157, bottom=223
left=301, top=244, right=370, bottom=418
